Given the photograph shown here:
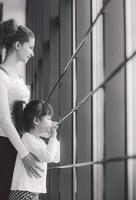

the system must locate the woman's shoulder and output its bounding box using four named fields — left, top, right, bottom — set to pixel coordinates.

left=0, top=68, right=10, bottom=85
